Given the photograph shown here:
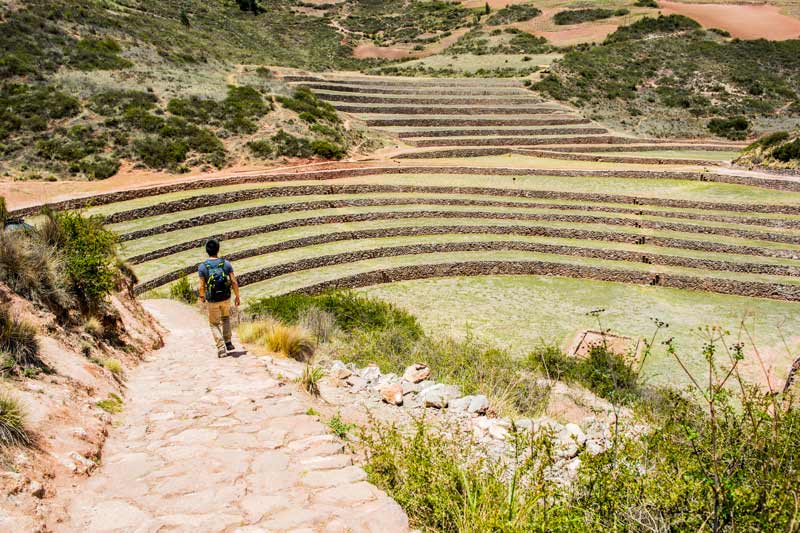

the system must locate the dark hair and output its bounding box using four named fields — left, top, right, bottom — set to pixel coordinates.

left=205, top=239, right=220, bottom=256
